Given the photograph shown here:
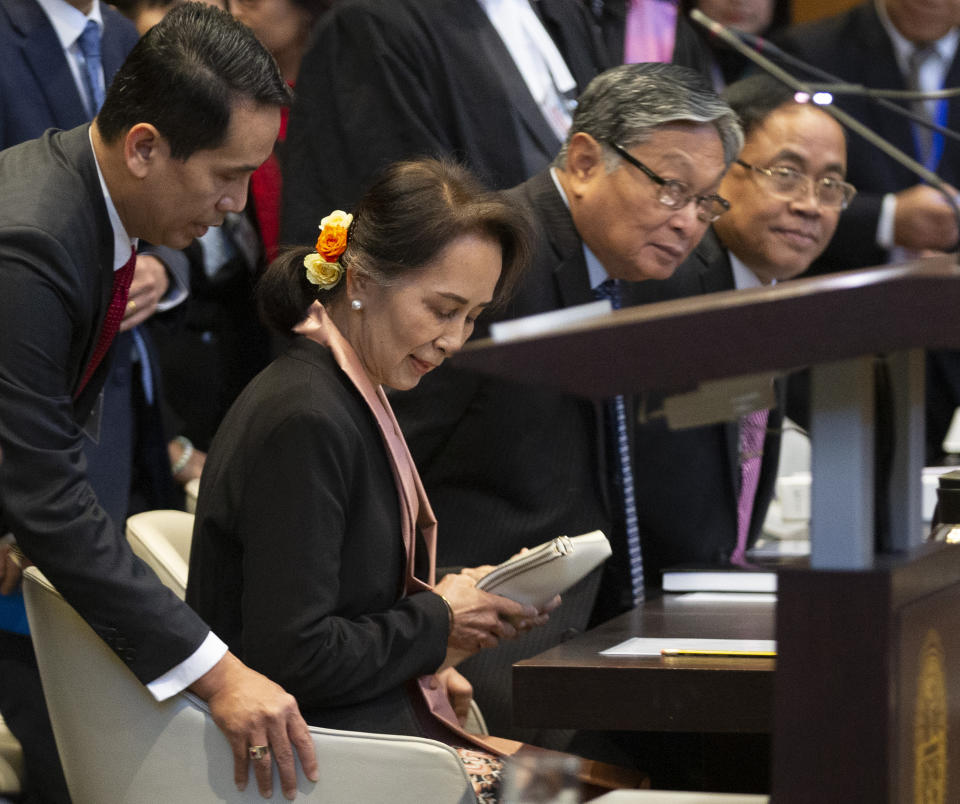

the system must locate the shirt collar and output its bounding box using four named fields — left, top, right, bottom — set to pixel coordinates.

left=35, top=0, right=103, bottom=53
left=729, top=250, right=770, bottom=289
left=88, top=127, right=137, bottom=271
left=549, top=167, right=611, bottom=289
